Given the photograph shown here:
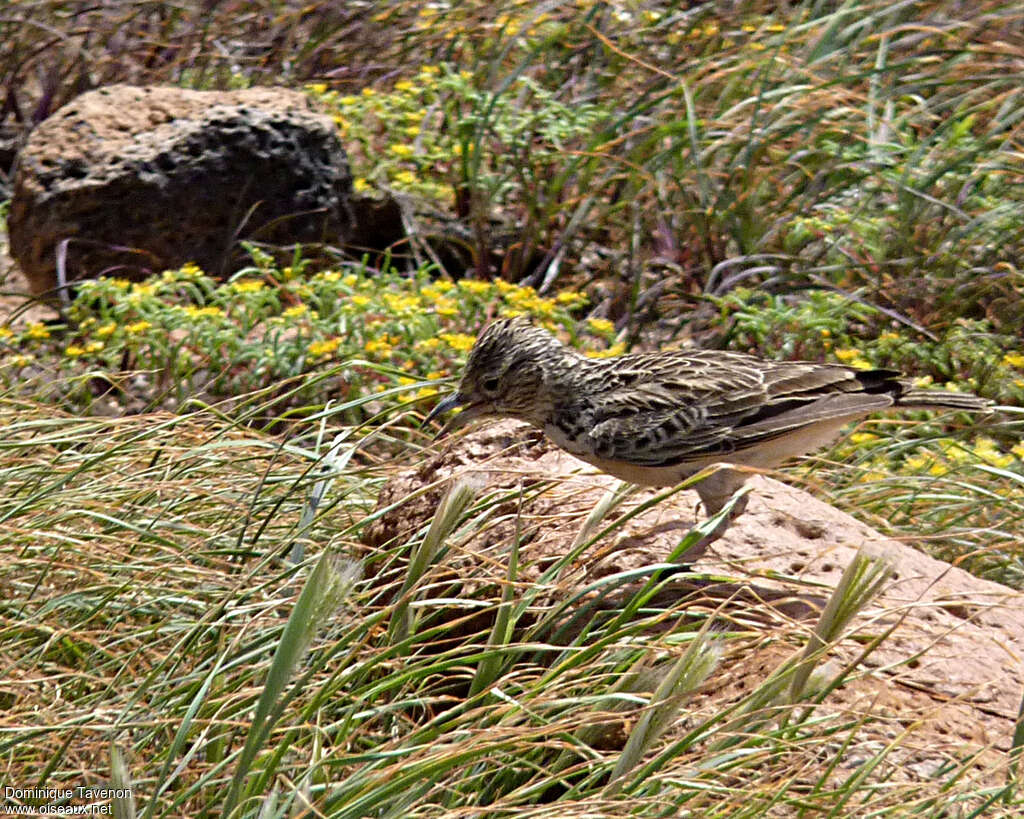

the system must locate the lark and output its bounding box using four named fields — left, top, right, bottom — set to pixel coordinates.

left=425, top=316, right=990, bottom=550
